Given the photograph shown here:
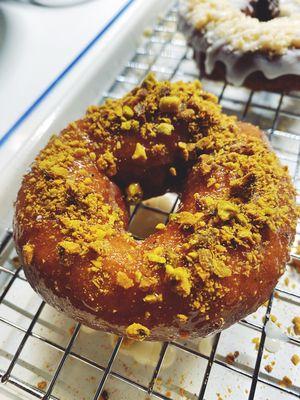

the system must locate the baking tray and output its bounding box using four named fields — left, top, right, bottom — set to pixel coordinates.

left=0, top=1, right=300, bottom=399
